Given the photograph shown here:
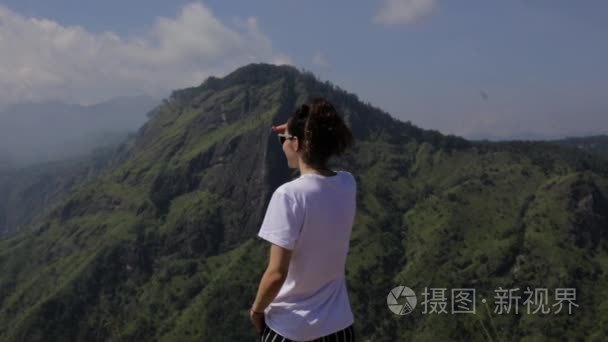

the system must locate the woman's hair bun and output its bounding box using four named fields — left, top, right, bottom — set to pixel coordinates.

left=286, top=97, right=354, bottom=168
